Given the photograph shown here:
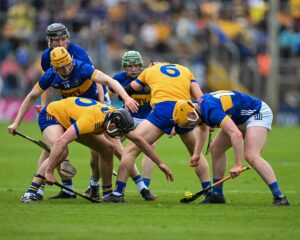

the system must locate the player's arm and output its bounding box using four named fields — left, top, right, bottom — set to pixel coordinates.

left=190, top=81, right=204, bottom=100
left=92, top=70, right=138, bottom=112
left=45, top=125, right=77, bottom=184
left=126, top=131, right=174, bottom=182
left=97, top=83, right=105, bottom=103
left=221, top=117, right=244, bottom=177
left=190, top=124, right=209, bottom=167
left=123, top=80, right=143, bottom=95
left=8, top=84, right=42, bottom=134
left=40, top=88, right=51, bottom=107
